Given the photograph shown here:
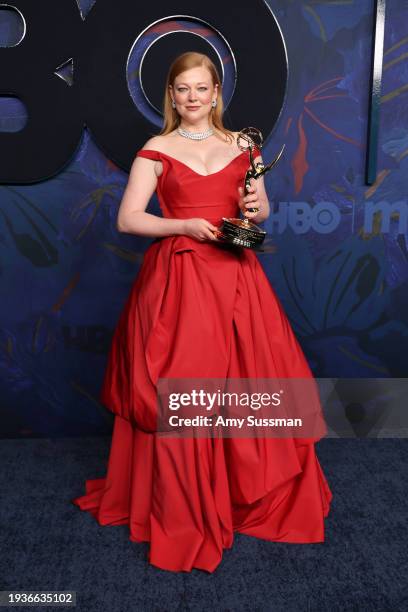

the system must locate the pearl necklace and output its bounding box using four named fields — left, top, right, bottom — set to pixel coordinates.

left=177, top=126, right=214, bottom=140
